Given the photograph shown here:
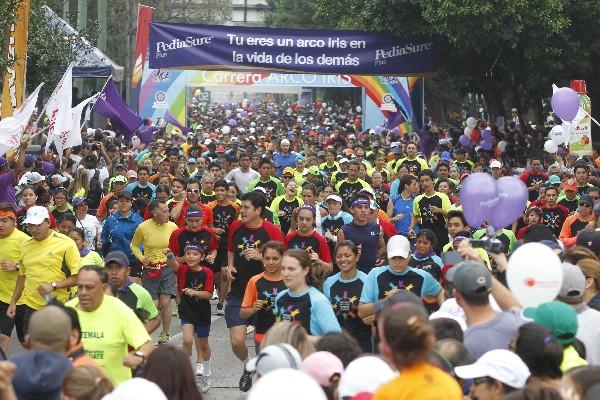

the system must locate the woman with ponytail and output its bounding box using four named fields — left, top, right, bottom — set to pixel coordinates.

left=274, top=249, right=341, bottom=337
